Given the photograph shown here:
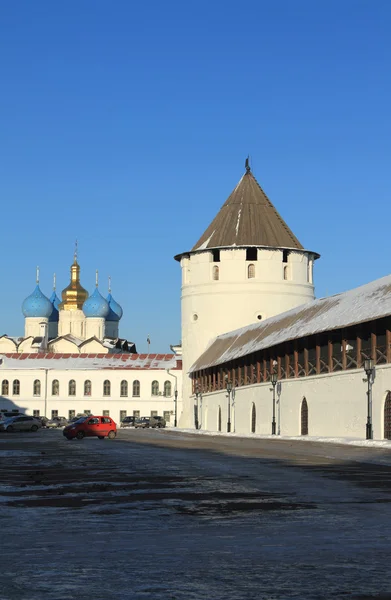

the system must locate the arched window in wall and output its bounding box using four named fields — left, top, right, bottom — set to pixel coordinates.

left=132, top=380, right=140, bottom=397
left=248, top=263, right=255, bottom=279
left=84, top=380, right=91, bottom=396
left=283, top=265, right=289, bottom=280
left=1, top=380, right=9, bottom=395
left=164, top=381, right=172, bottom=397
left=213, top=265, right=219, bottom=281
left=151, top=380, right=159, bottom=396
left=33, top=379, right=41, bottom=396
left=69, top=380, right=76, bottom=396
left=120, top=380, right=128, bottom=397
left=13, top=379, right=20, bottom=396
left=103, top=380, right=111, bottom=397
left=52, top=380, right=59, bottom=396
left=251, top=403, right=256, bottom=433
left=301, top=398, right=308, bottom=436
